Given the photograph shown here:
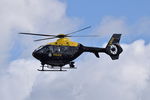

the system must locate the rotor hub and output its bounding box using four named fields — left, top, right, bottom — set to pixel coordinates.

left=56, top=34, right=67, bottom=38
